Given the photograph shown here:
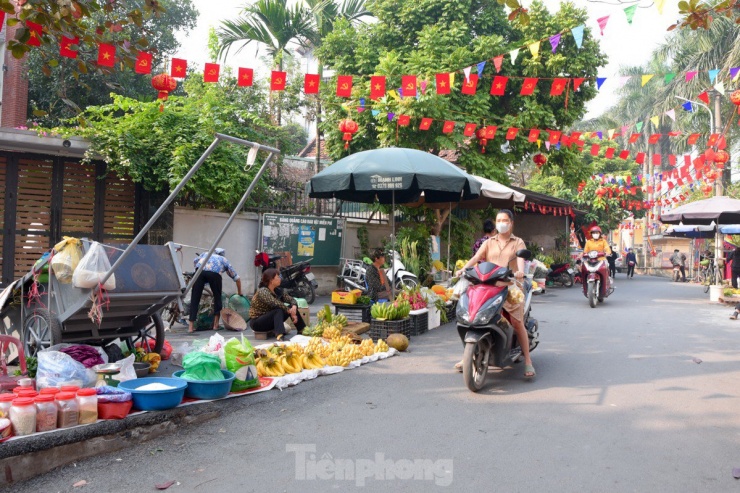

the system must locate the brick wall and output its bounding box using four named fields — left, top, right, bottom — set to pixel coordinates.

left=1, top=11, right=29, bottom=128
